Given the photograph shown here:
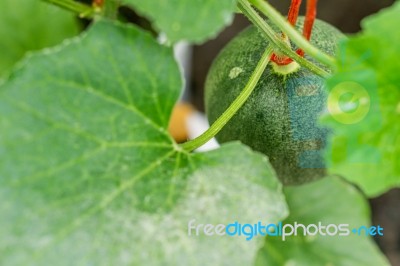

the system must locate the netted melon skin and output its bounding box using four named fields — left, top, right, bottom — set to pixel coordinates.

left=205, top=18, right=344, bottom=185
